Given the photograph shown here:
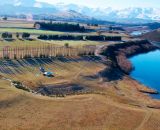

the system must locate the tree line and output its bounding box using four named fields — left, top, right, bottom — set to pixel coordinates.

left=34, top=22, right=86, bottom=32
left=1, top=32, right=31, bottom=40
left=38, top=34, right=122, bottom=41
